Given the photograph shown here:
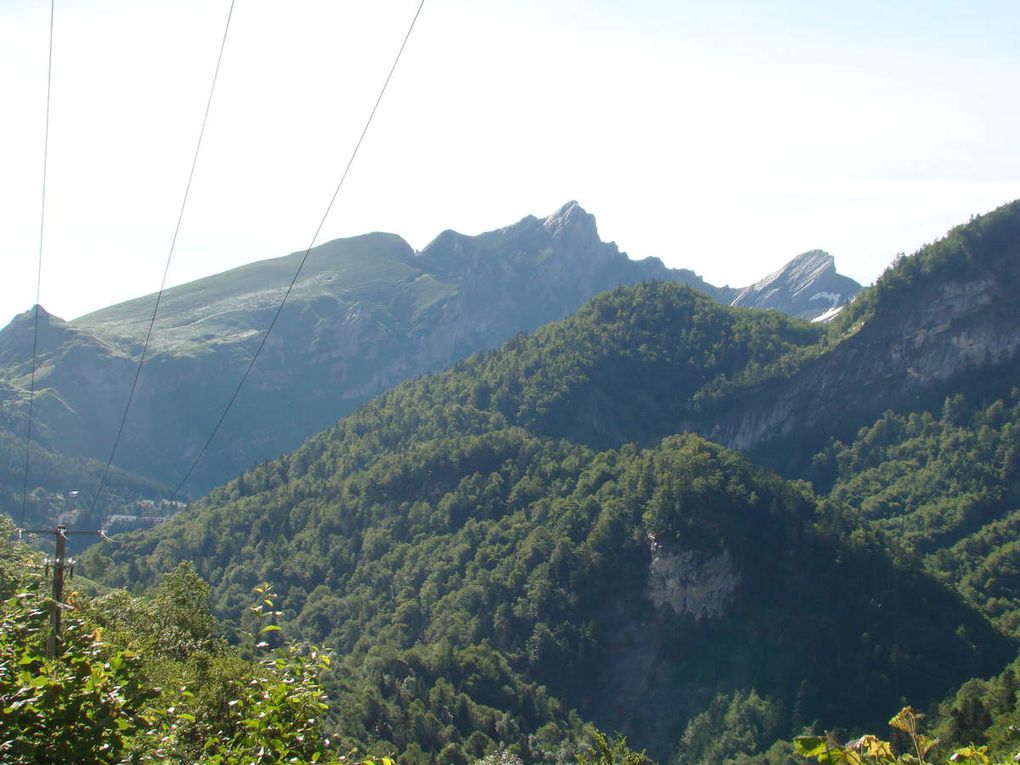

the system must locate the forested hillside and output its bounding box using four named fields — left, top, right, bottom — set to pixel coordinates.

left=87, top=423, right=1012, bottom=761
left=1, top=514, right=517, bottom=764
left=810, top=387, right=1020, bottom=630
left=82, top=262, right=1019, bottom=760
